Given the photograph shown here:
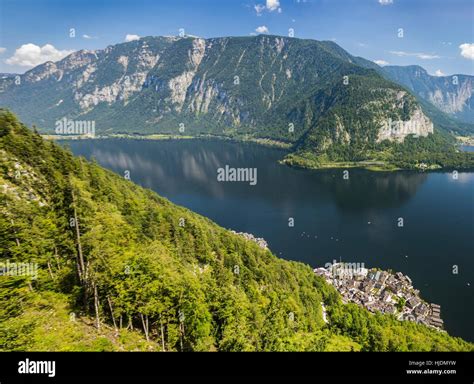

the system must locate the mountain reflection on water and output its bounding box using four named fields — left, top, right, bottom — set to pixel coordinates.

left=79, top=139, right=428, bottom=210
